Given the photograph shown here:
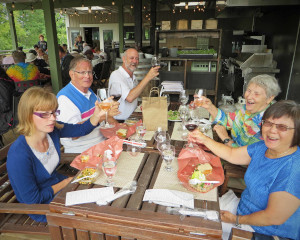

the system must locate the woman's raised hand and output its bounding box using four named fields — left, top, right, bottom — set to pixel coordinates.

left=188, top=129, right=208, bottom=145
